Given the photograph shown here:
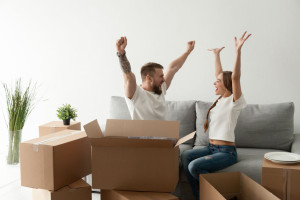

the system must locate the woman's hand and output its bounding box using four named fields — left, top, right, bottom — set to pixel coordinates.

left=235, top=31, right=251, bottom=52
left=208, top=47, right=225, bottom=54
